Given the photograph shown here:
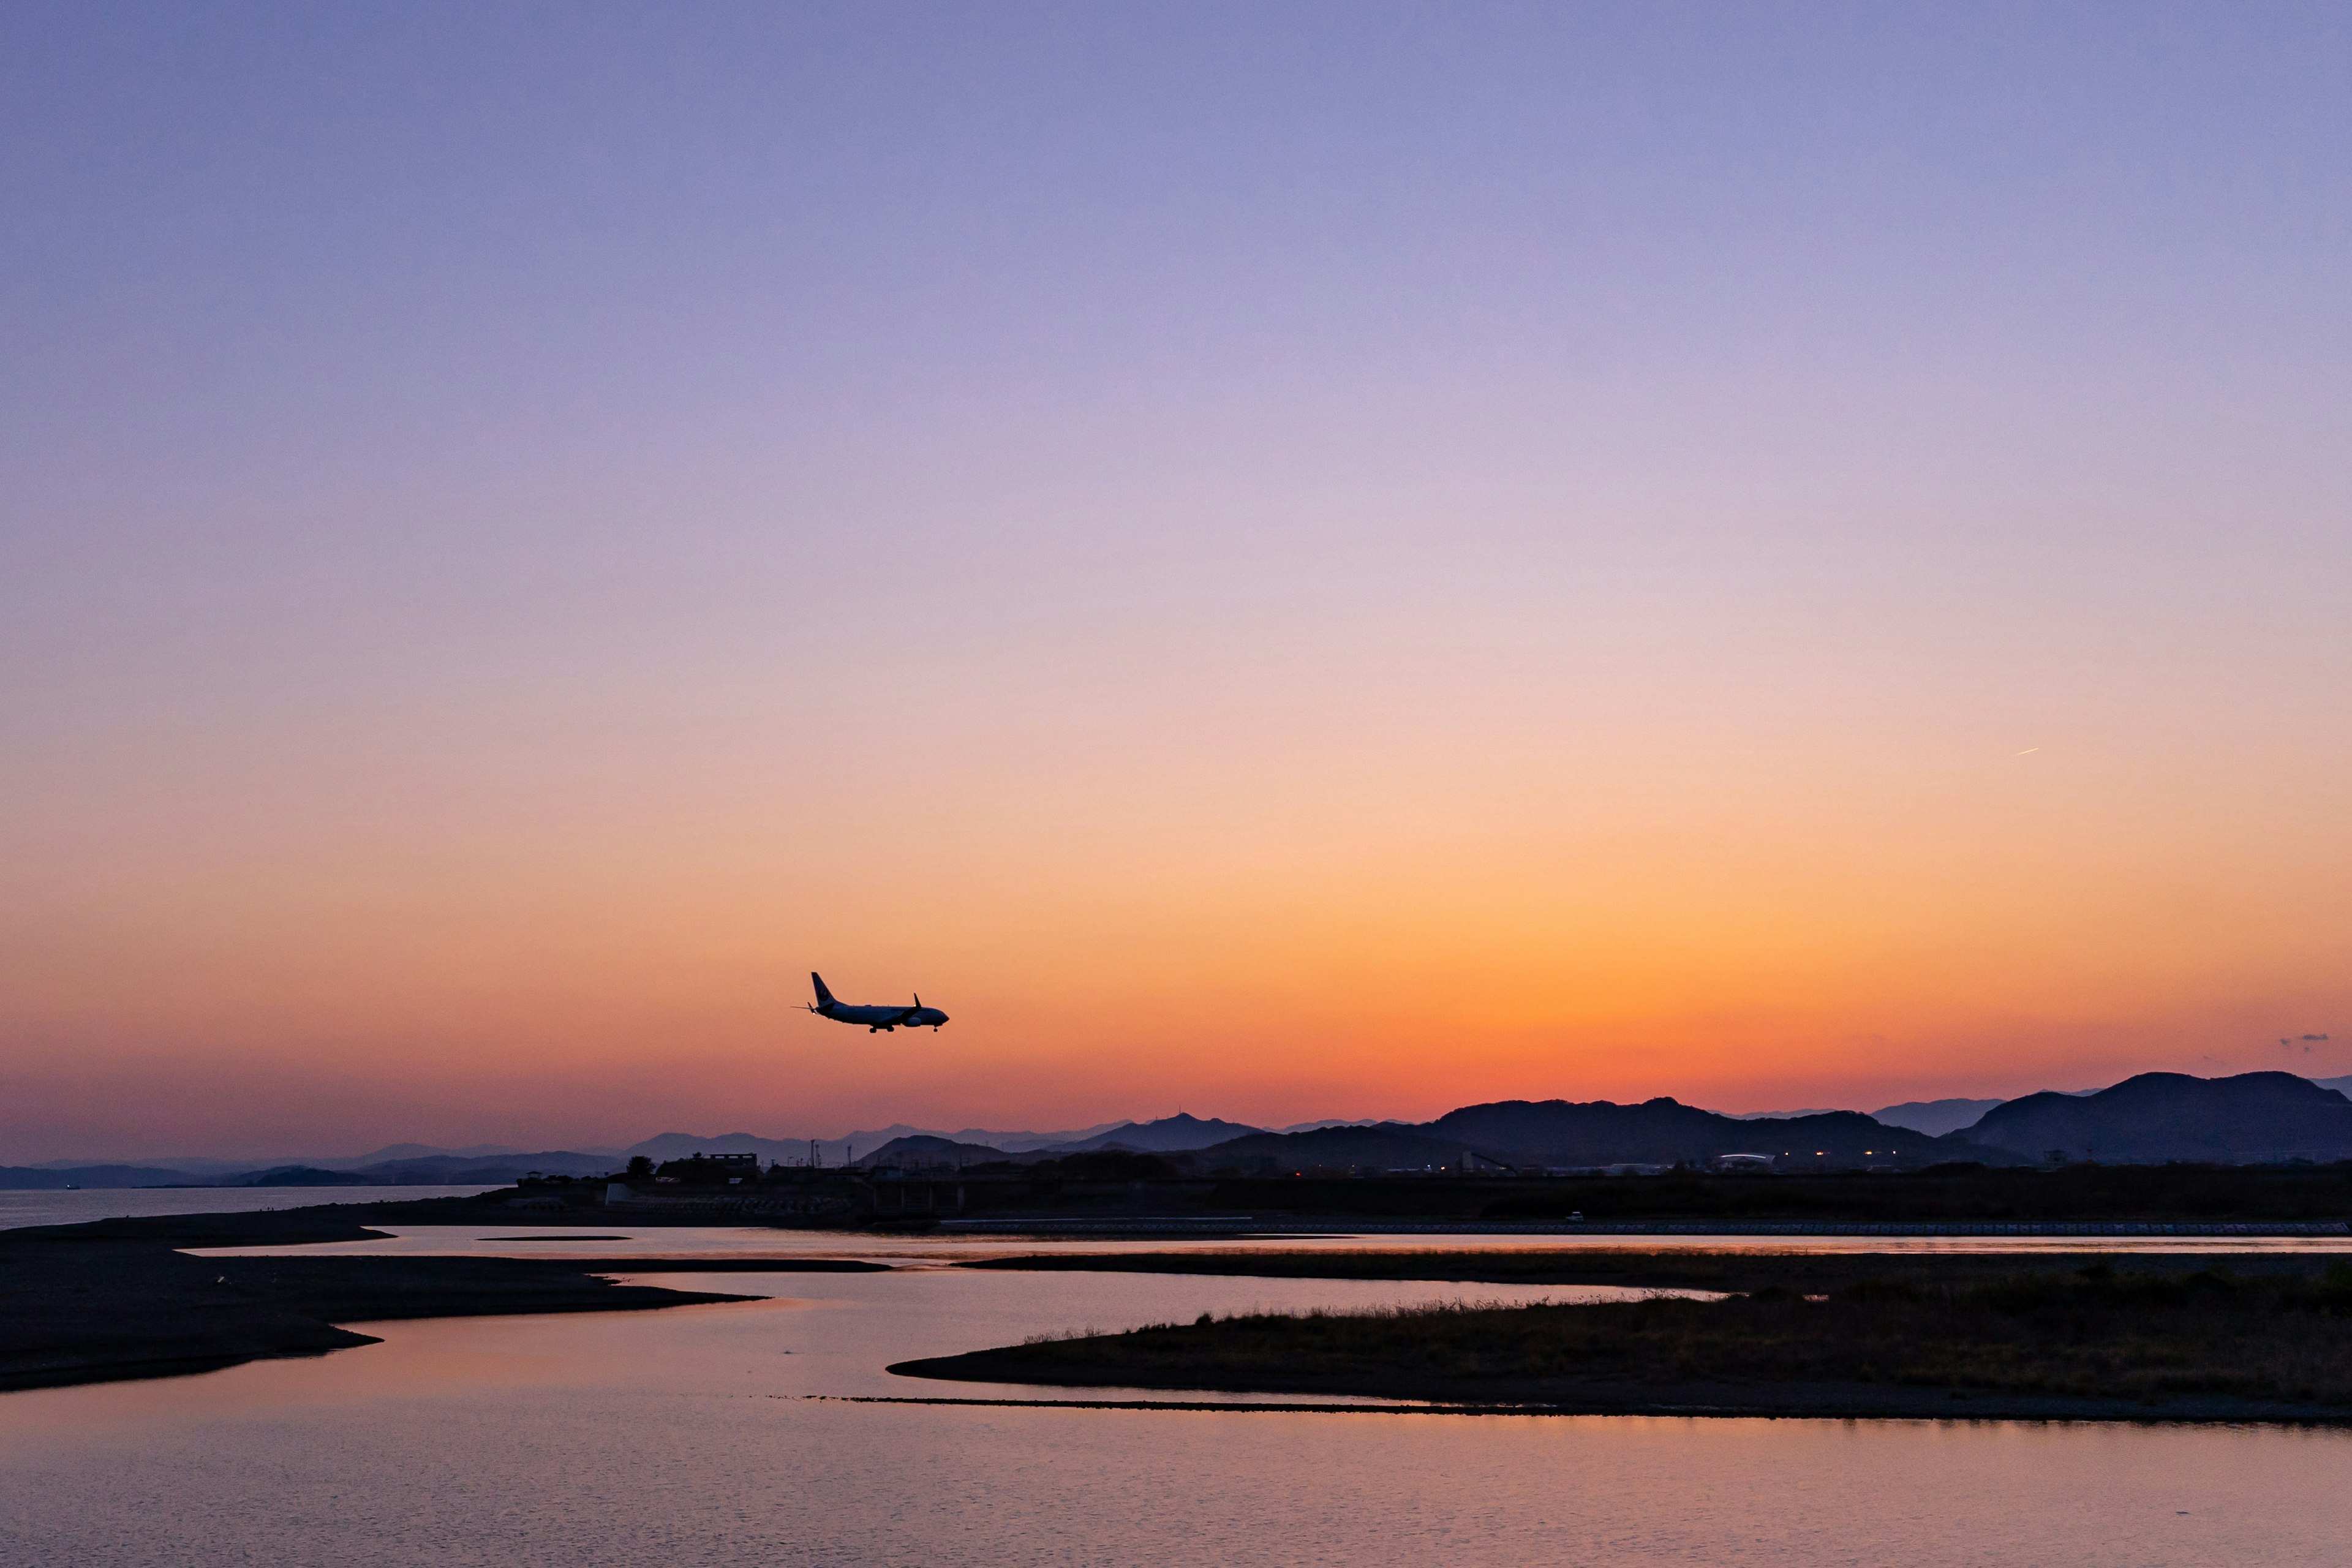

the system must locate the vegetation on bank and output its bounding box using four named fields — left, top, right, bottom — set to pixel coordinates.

left=902, top=1262, right=2352, bottom=1414
left=456, top=1154, right=2352, bottom=1227
left=1194, top=1162, right=2352, bottom=1223
left=952, top=1247, right=2264, bottom=1294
